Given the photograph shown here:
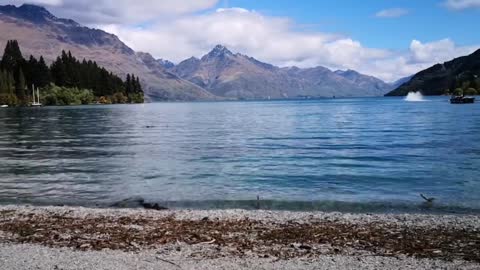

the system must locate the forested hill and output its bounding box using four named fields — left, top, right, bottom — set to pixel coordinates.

left=386, top=49, right=480, bottom=96
left=0, top=40, right=144, bottom=106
